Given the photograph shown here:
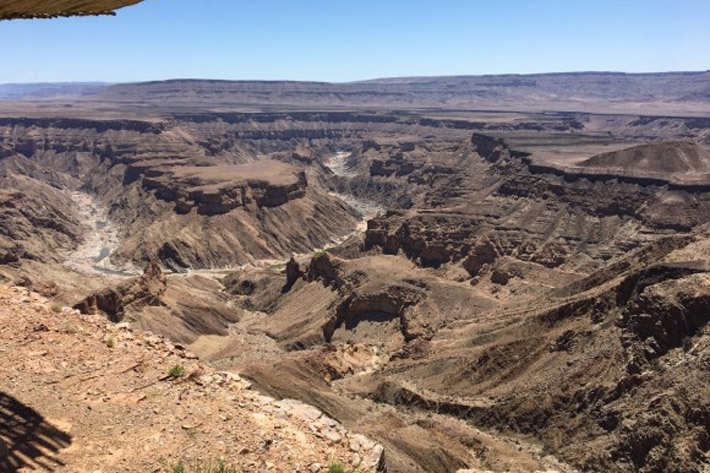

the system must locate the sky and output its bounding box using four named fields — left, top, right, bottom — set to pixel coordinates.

left=1, top=0, right=709, bottom=84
